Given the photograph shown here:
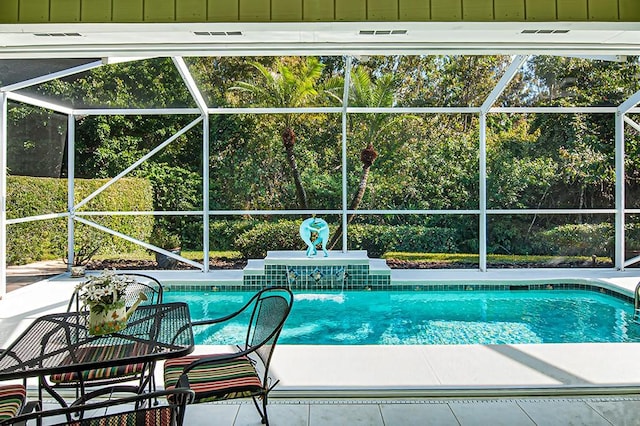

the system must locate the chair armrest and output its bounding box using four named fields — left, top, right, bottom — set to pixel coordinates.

left=191, top=289, right=268, bottom=327
left=191, top=308, right=246, bottom=327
